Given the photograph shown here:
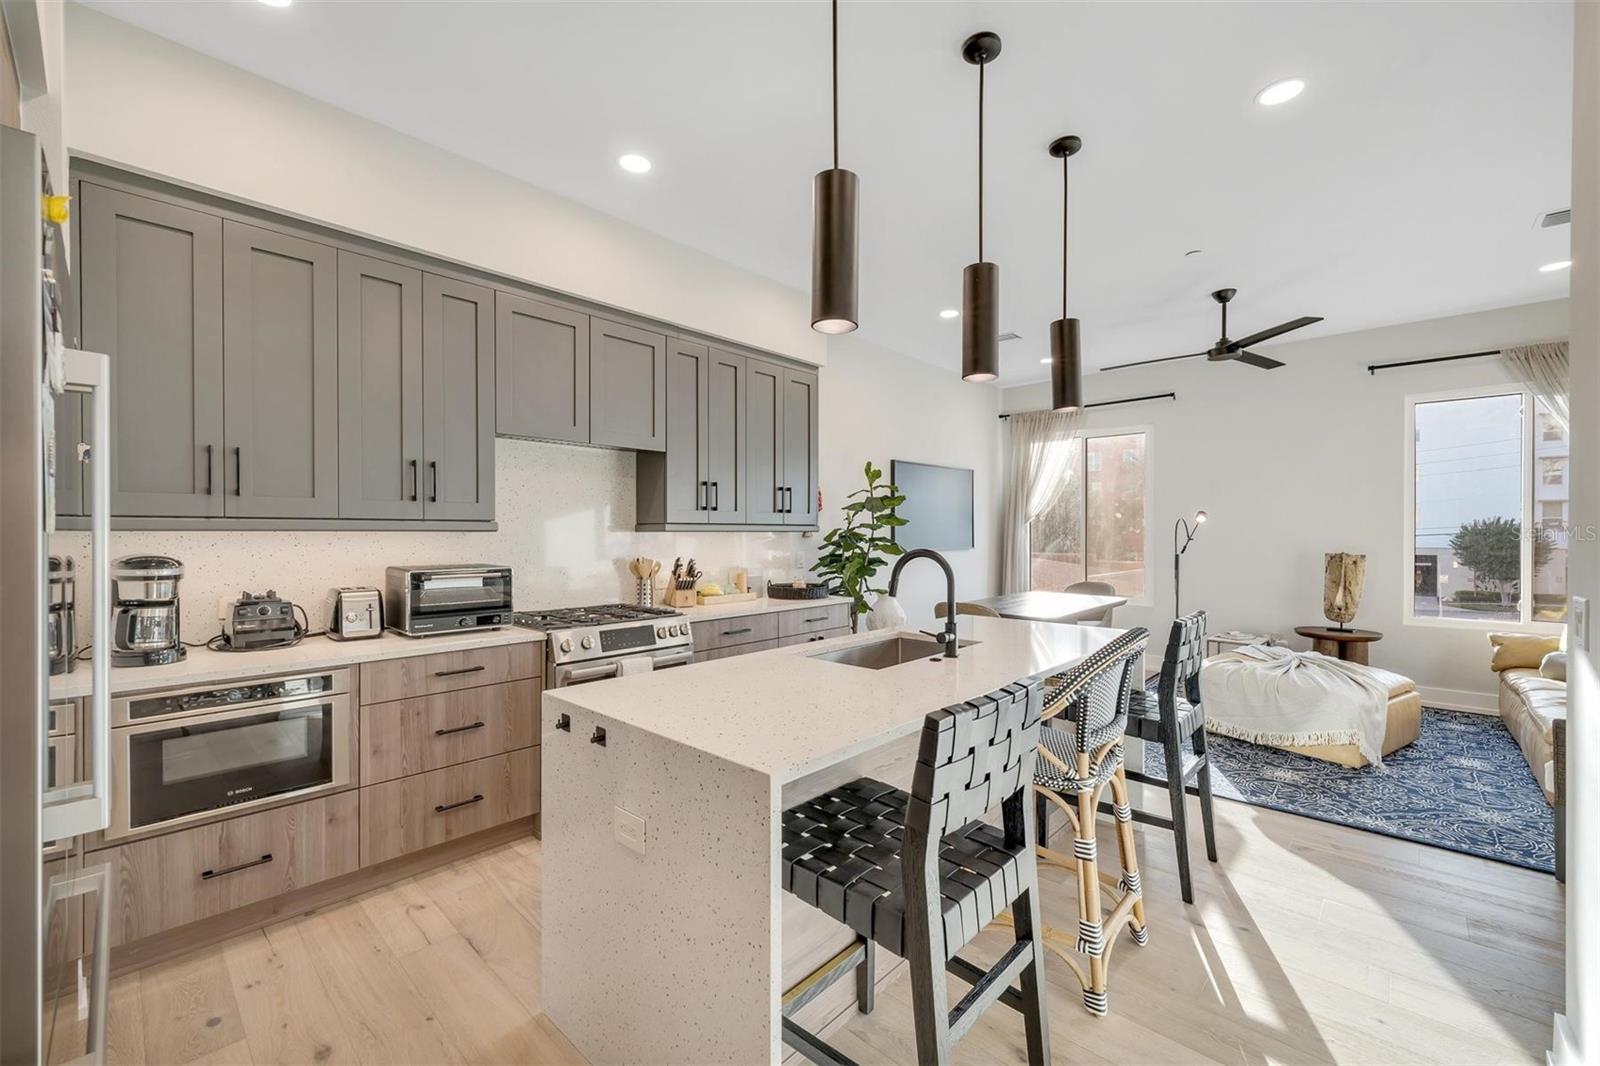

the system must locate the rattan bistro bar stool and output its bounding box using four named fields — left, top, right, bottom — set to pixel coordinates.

left=779, top=681, right=1051, bottom=1066
left=1025, top=628, right=1151, bottom=1017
